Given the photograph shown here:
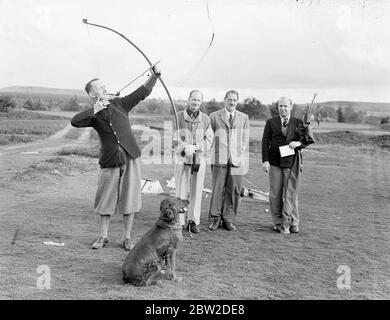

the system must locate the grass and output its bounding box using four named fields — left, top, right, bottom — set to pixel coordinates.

left=0, top=119, right=69, bottom=145
left=0, top=110, right=68, bottom=120
left=314, top=131, right=390, bottom=148
left=0, top=120, right=68, bottom=135
left=13, top=157, right=73, bottom=181
left=58, top=144, right=100, bottom=158
left=0, top=110, right=69, bottom=145
left=0, top=134, right=36, bottom=145
left=13, top=157, right=91, bottom=182
left=63, top=127, right=83, bottom=140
